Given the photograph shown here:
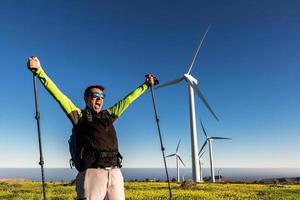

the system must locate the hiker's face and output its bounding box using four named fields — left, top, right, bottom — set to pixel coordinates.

left=85, top=88, right=104, bottom=113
